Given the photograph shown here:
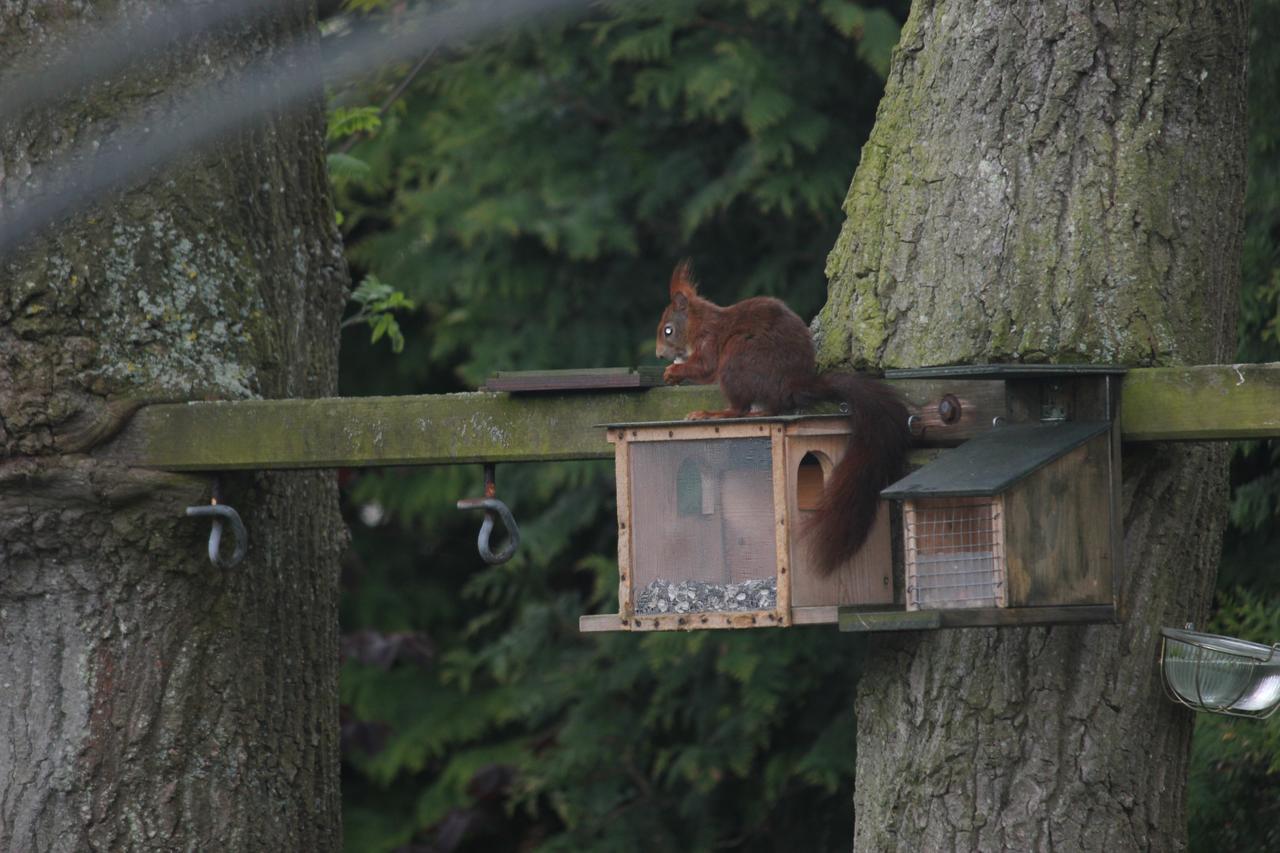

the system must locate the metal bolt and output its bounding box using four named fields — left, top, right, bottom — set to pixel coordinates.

left=938, top=394, right=962, bottom=424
